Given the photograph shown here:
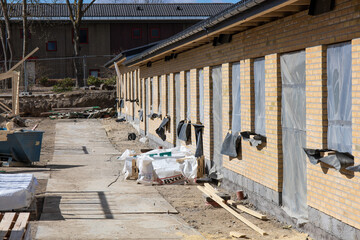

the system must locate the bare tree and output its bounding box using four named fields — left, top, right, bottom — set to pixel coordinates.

left=0, top=0, right=14, bottom=72
left=65, top=0, right=96, bottom=87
